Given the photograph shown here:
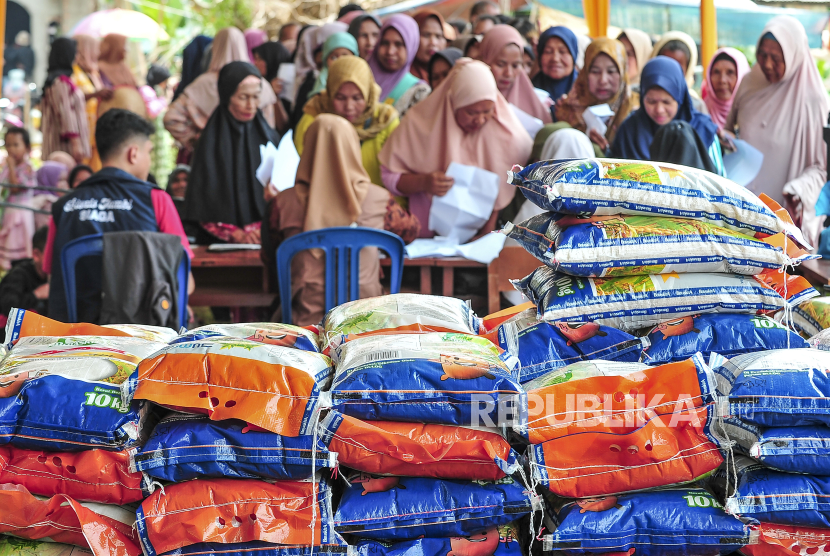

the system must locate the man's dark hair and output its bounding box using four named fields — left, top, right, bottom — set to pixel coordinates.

left=278, top=22, right=300, bottom=41
left=475, top=15, right=499, bottom=28
left=448, top=19, right=468, bottom=35
left=510, top=18, right=534, bottom=40
left=4, top=126, right=30, bottom=149
left=68, top=164, right=93, bottom=188
left=338, top=4, right=363, bottom=18
left=659, top=39, right=693, bottom=70
left=32, top=226, right=48, bottom=252
left=495, top=14, right=511, bottom=24
left=96, top=109, right=155, bottom=162
left=470, top=1, right=498, bottom=20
